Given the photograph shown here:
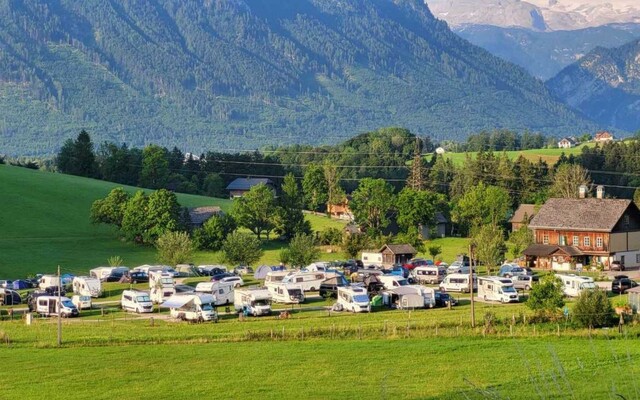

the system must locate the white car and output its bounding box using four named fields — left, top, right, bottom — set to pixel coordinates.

left=447, top=261, right=470, bottom=275
left=221, top=276, right=244, bottom=288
